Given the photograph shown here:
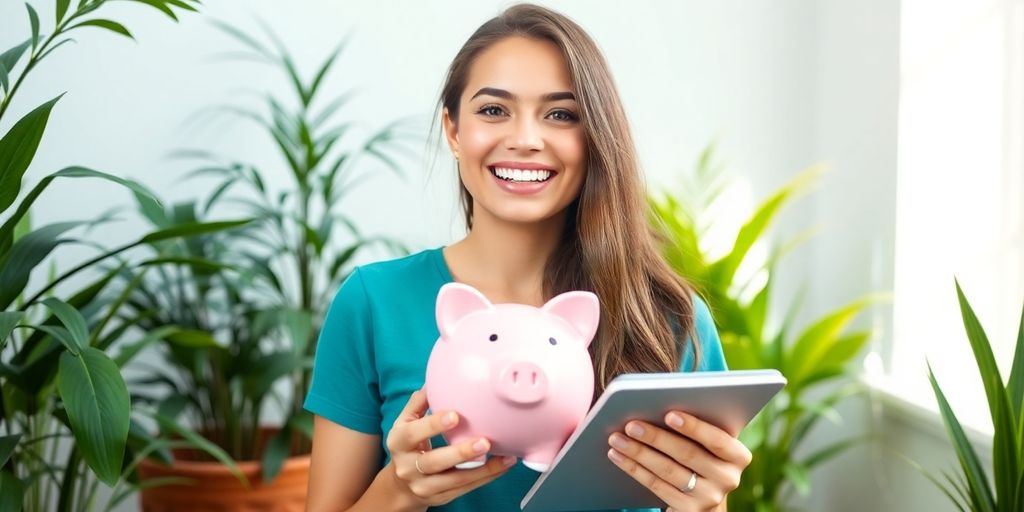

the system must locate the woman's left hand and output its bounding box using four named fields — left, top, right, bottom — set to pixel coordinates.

left=606, top=410, right=752, bottom=512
